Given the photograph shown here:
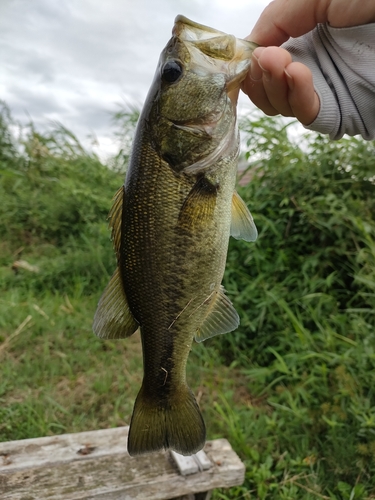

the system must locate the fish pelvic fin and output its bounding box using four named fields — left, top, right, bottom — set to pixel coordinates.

left=127, top=384, right=206, bottom=456
left=230, top=190, right=258, bottom=242
left=195, top=286, right=239, bottom=343
left=93, top=267, right=139, bottom=339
